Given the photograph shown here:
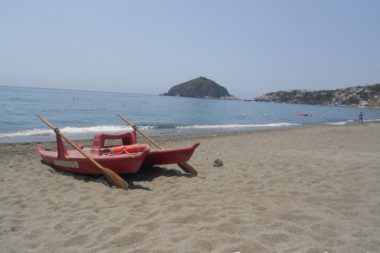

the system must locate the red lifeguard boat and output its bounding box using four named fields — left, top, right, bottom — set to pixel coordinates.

left=37, top=131, right=199, bottom=175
